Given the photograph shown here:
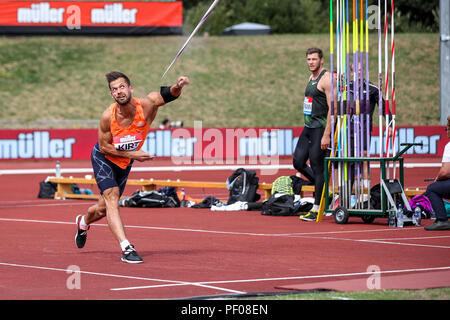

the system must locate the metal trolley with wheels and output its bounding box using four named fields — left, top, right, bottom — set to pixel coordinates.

left=323, top=143, right=422, bottom=225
